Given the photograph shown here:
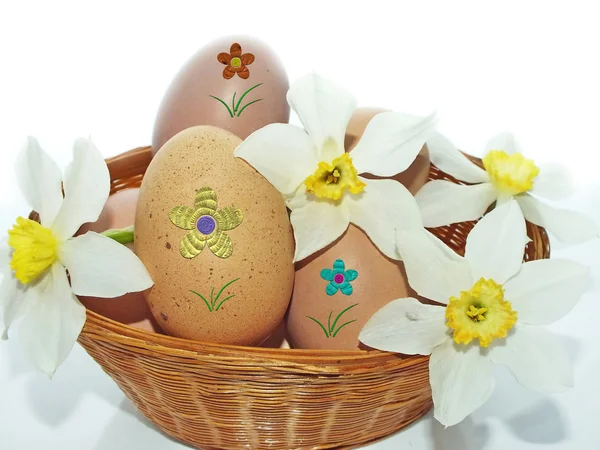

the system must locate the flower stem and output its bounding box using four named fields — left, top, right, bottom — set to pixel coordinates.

left=102, top=226, right=134, bottom=245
